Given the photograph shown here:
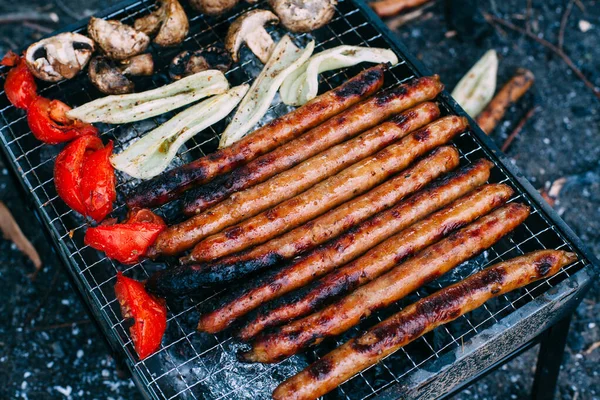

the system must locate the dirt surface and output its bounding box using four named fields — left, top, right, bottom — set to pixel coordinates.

left=0, top=0, right=598, bottom=399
